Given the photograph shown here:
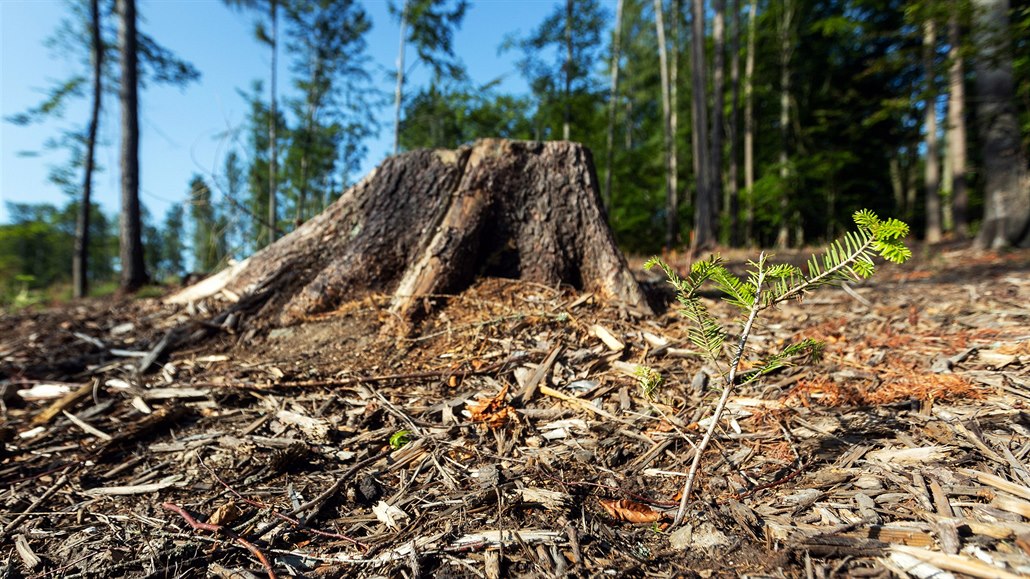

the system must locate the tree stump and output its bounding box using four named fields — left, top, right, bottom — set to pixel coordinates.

left=170, top=139, right=650, bottom=330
